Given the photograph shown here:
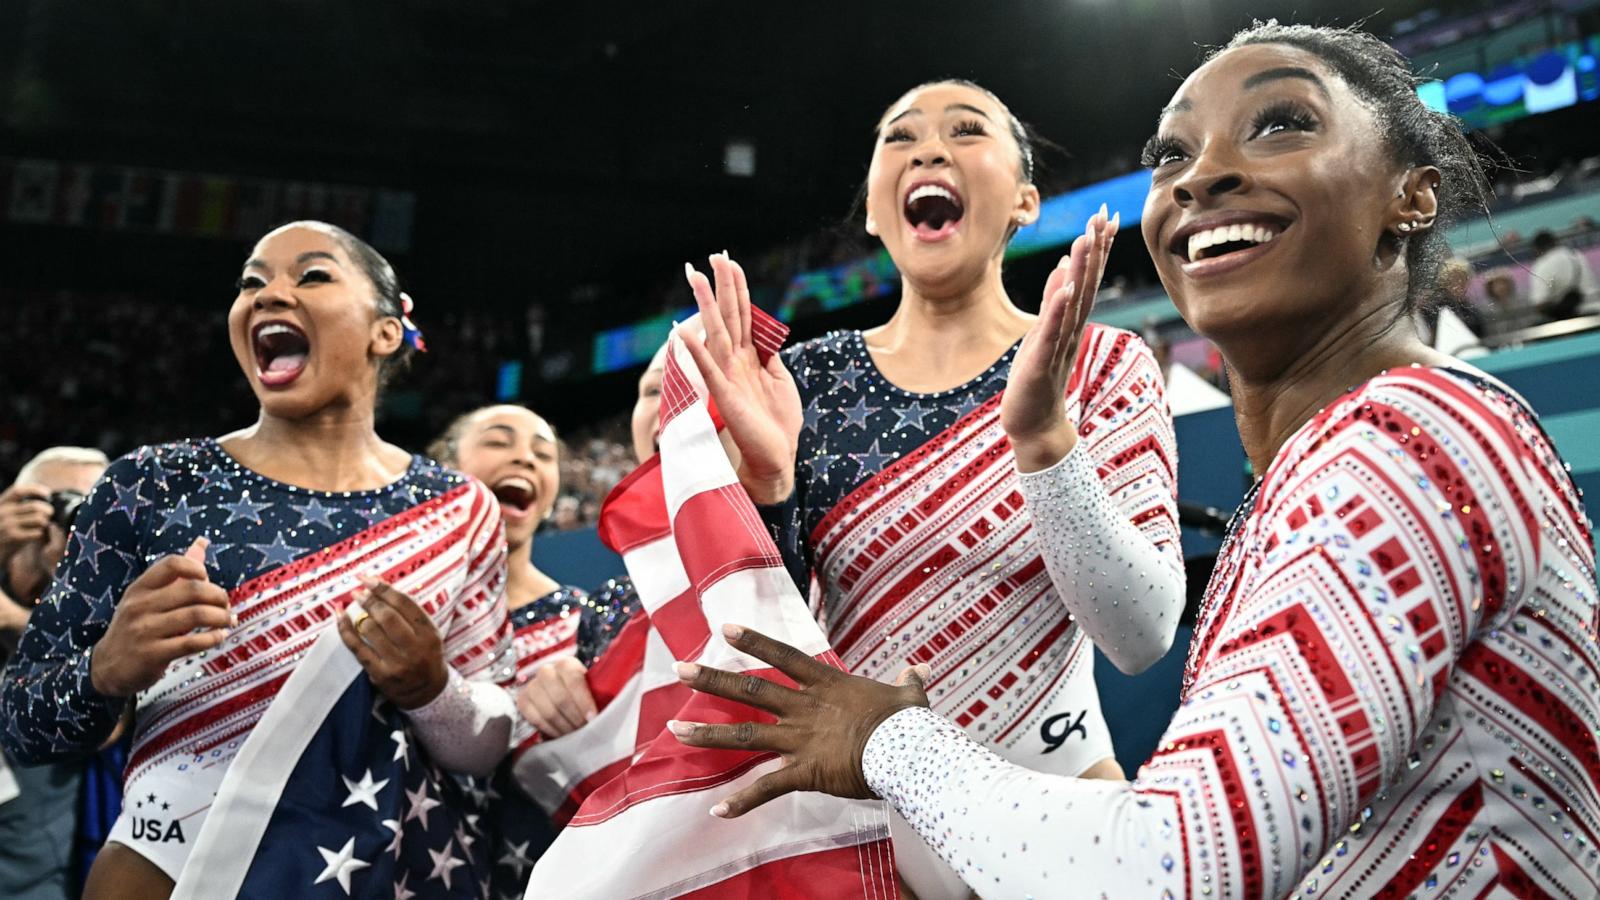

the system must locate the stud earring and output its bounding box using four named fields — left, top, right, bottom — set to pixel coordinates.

left=1397, top=222, right=1414, bottom=233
